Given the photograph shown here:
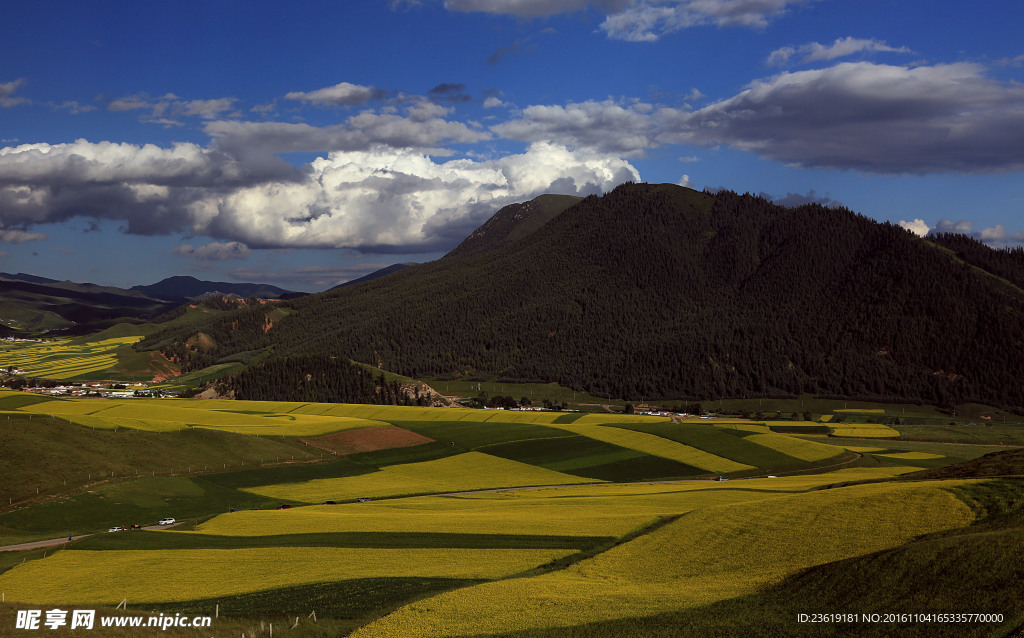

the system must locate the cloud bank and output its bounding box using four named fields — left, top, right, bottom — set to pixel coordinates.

left=767, top=37, right=912, bottom=66
left=0, top=138, right=638, bottom=252
left=444, top=0, right=814, bottom=40
left=658, top=61, right=1024, bottom=173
